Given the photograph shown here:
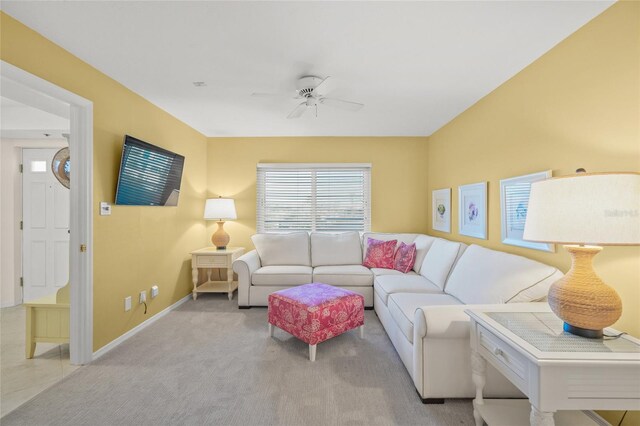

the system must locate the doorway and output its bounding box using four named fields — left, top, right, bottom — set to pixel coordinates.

left=0, top=98, right=78, bottom=416
left=0, top=62, right=93, bottom=365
